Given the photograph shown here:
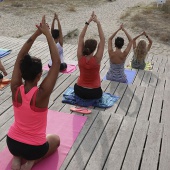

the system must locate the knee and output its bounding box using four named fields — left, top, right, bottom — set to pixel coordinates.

left=52, top=135, right=60, bottom=150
